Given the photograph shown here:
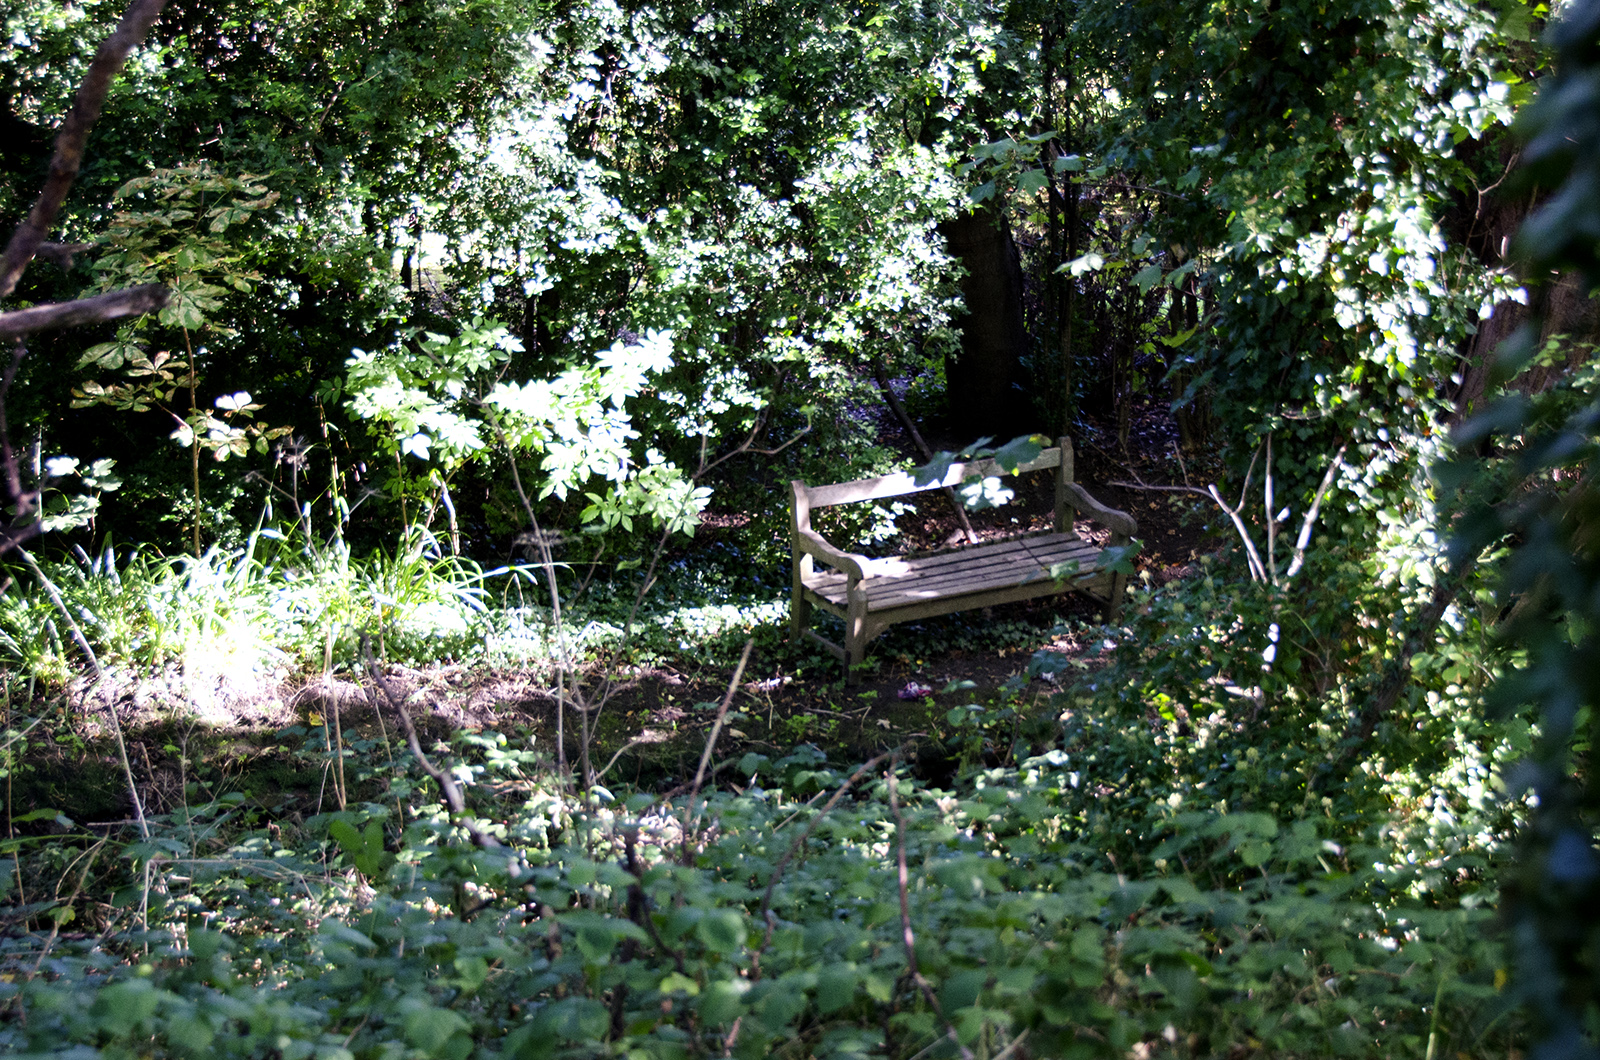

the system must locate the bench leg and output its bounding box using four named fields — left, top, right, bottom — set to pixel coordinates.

left=1105, top=571, right=1127, bottom=623
left=791, top=553, right=813, bottom=643
left=790, top=591, right=812, bottom=643
left=845, top=591, right=868, bottom=685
